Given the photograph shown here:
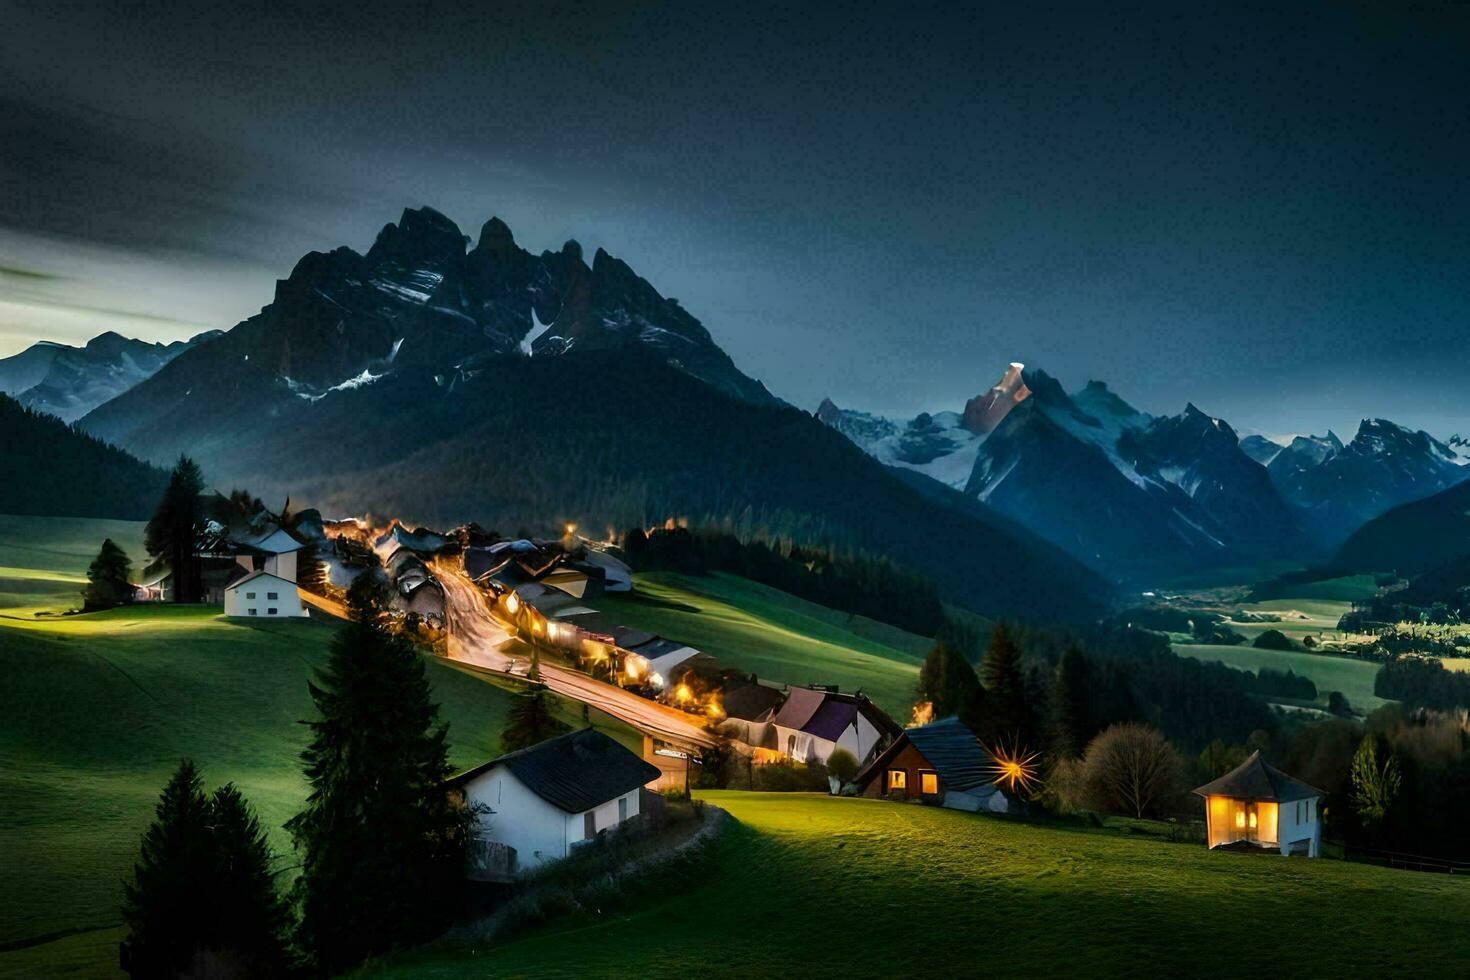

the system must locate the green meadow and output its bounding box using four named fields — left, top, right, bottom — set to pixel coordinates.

left=592, top=571, right=931, bottom=719
left=373, top=792, right=1470, bottom=978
